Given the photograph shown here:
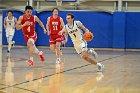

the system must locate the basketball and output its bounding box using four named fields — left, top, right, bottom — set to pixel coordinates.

left=83, top=31, right=94, bottom=42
